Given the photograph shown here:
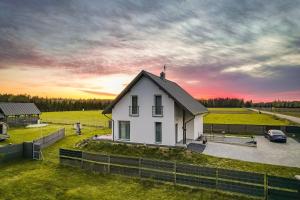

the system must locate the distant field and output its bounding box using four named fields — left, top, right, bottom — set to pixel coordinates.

left=40, top=109, right=291, bottom=127
left=208, top=108, right=250, bottom=112
left=1, top=110, right=110, bottom=145
left=254, top=108, right=300, bottom=118
left=204, top=110, right=291, bottom=125
left=207, top=108, right=254, bottom=114
left=275, top=112, right=300, bottom=118
left=41, top=110, right=110, bottom=126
